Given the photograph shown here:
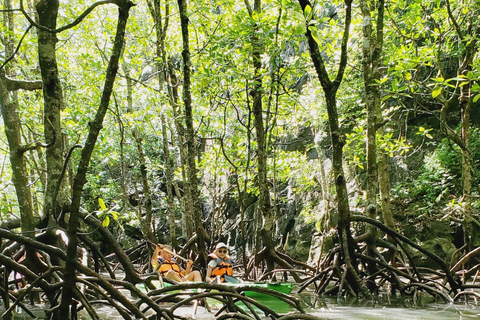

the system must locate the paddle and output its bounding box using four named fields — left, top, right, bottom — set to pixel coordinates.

left=161, top=247, right=189, bottom=263
left=159, top=246, right=204, bottom=270
left=224, top=275, right=240, bottom=284
left=148, top=240, right=198, bottom=265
